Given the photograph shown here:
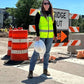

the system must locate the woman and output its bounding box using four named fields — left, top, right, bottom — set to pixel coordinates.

left=28, top=0, right=57, bottom=78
